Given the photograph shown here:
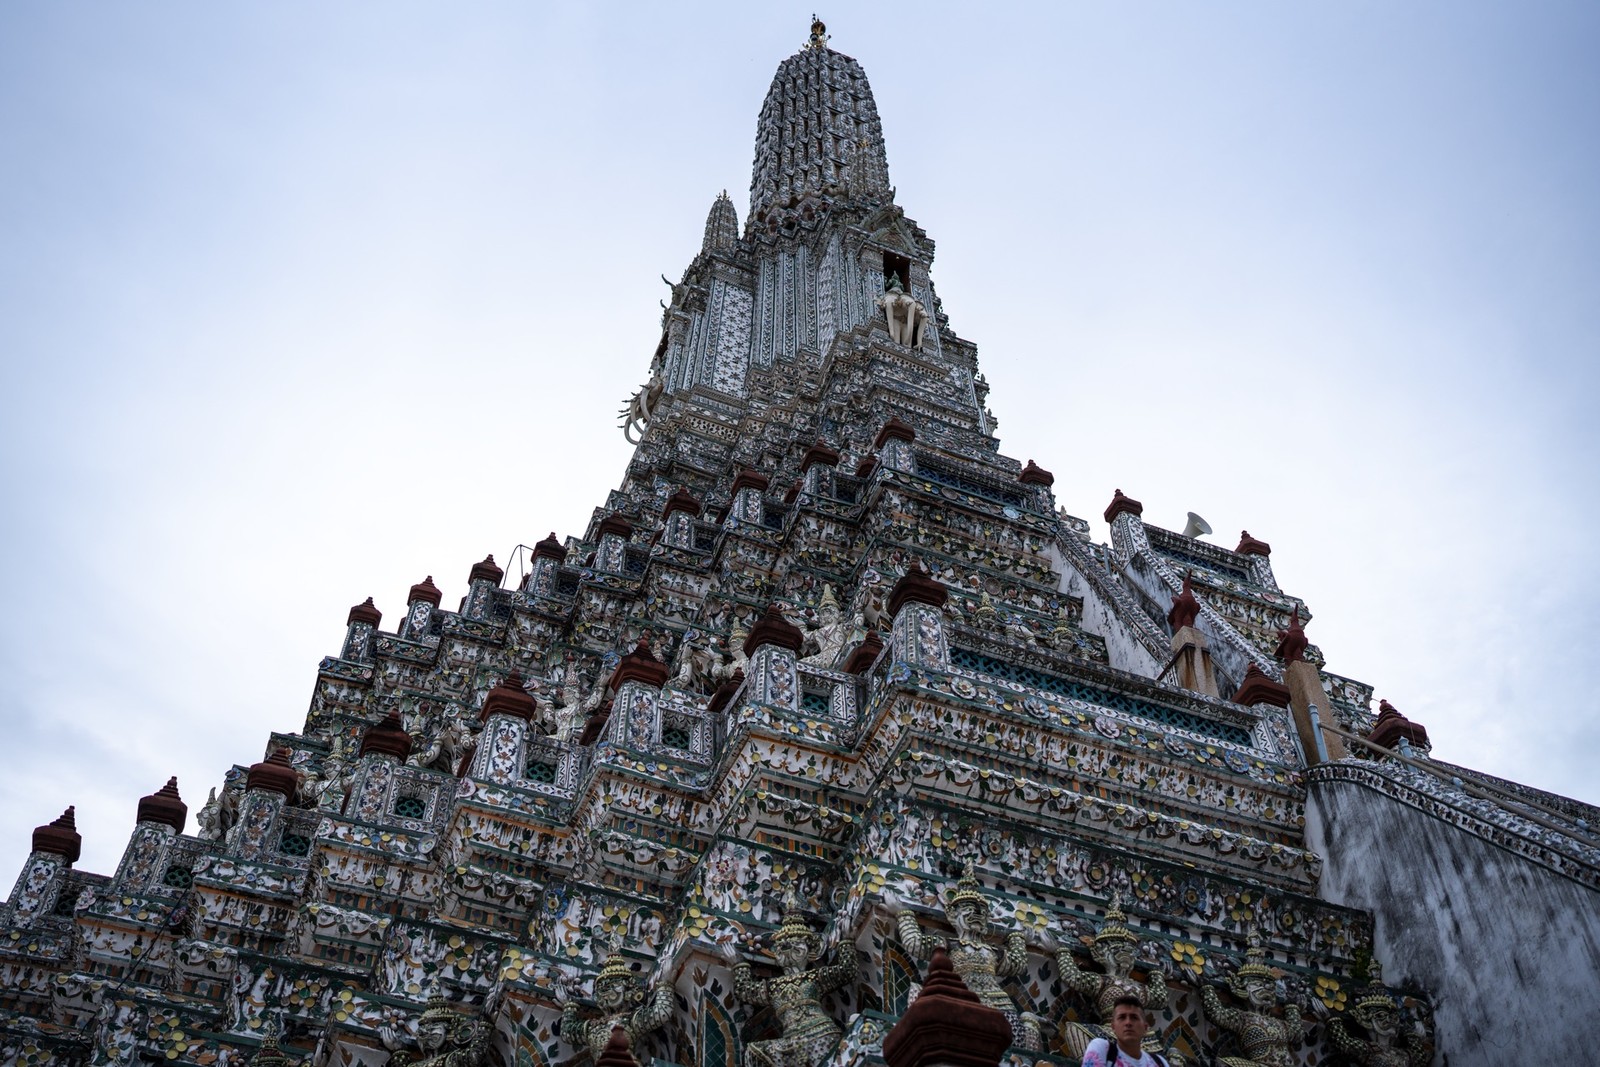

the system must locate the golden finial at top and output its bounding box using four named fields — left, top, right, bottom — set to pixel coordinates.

left=806, top=16, right=829, bottom=50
